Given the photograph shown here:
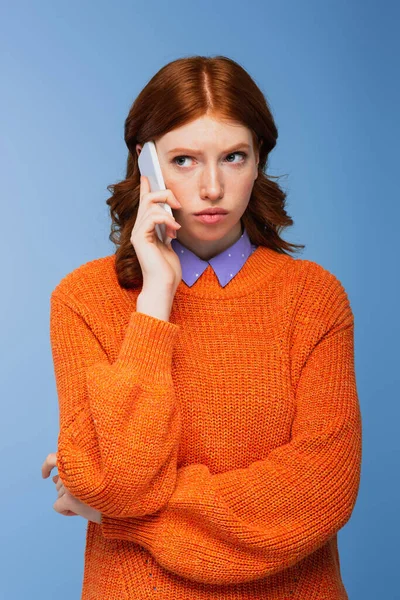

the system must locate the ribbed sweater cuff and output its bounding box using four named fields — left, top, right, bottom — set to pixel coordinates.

left=114, top=311, right=180, bottom=383
left=100, top=514, right=158, bottom=545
